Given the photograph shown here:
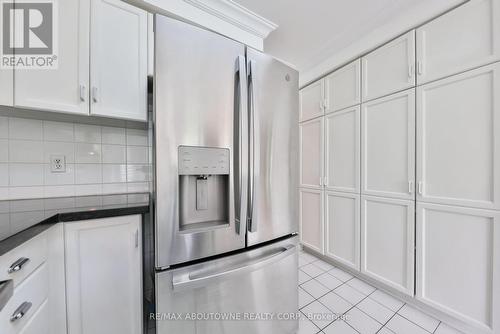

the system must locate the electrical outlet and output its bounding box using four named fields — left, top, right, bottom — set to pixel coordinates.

left=50, top=155, right=66, bottom=173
